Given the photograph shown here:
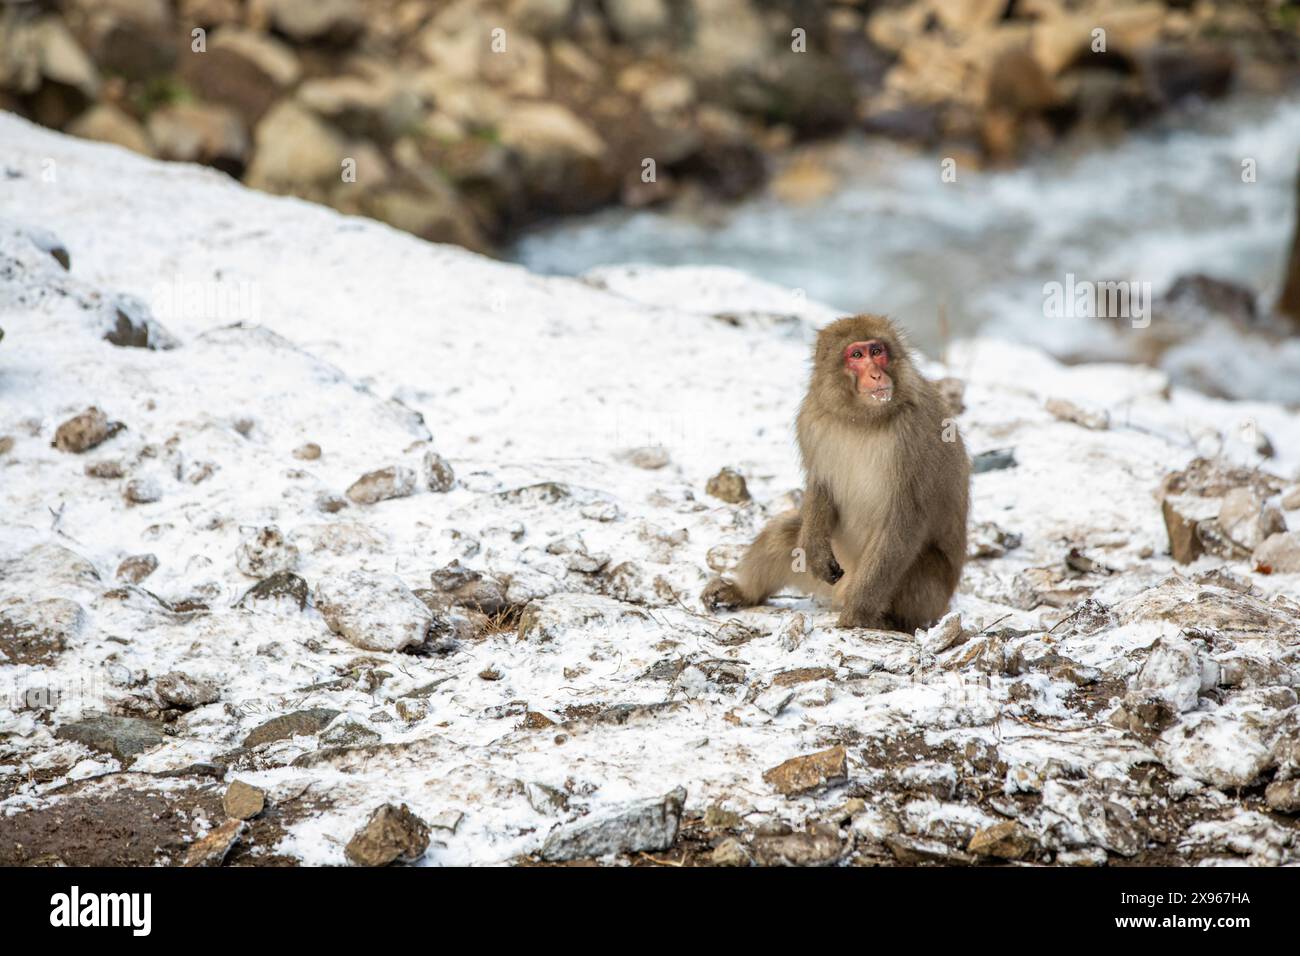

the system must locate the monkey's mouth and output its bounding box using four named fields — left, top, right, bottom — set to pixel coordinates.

left=861, top=385, right=893, bottom=403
